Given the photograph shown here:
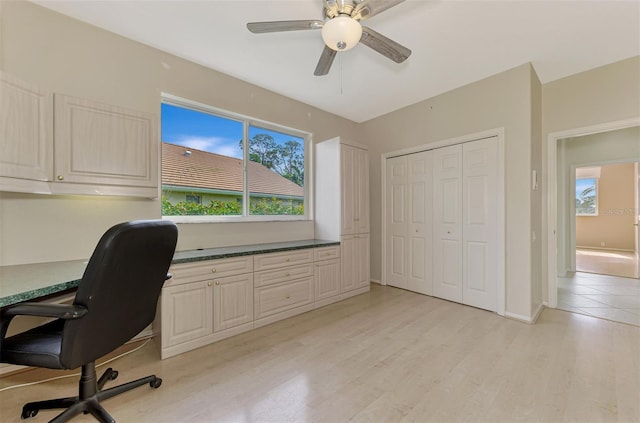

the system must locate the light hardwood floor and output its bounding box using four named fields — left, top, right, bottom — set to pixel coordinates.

left=1, top=285, right=639, bottom=422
